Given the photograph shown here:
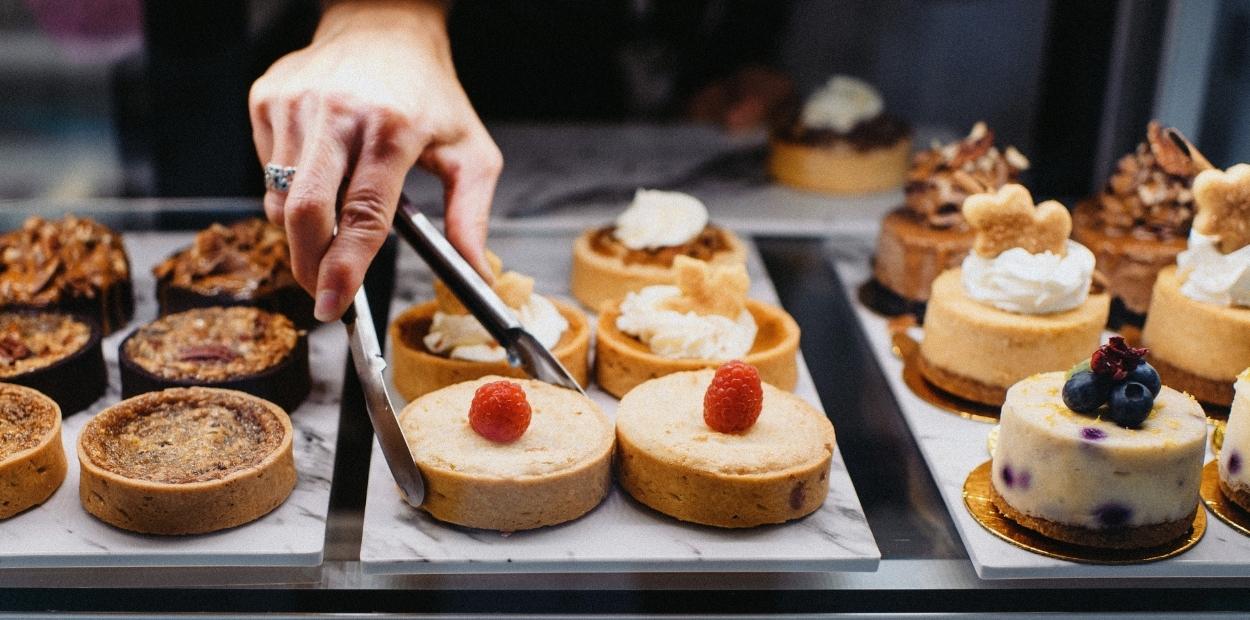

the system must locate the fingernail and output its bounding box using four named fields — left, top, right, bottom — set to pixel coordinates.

left=314, top=290, right=339, bottom=322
